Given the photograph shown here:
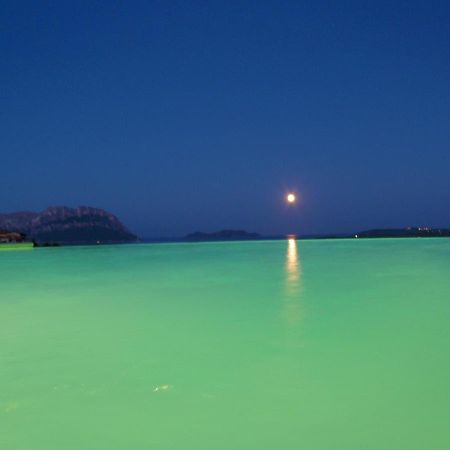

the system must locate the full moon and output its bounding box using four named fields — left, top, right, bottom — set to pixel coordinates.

left=286, top=193, right=296, bottom=203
